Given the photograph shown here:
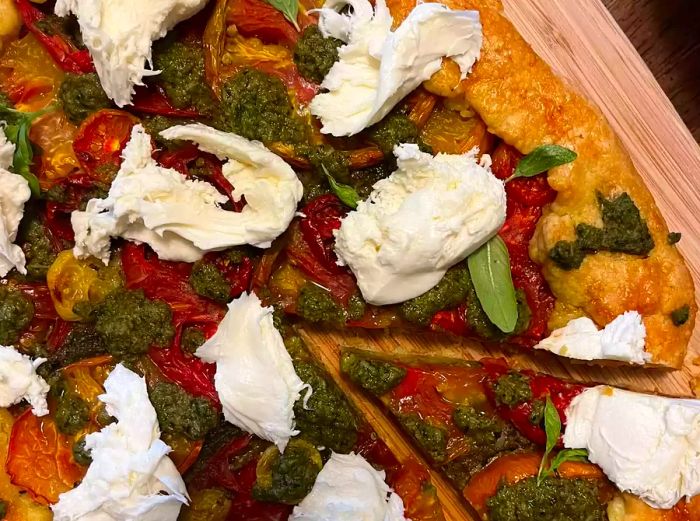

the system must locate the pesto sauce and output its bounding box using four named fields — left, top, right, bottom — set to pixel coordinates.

left=149, top=381, right=219, bottom=440
left=296, top=283, right=365, bottom=326
left=142, top=115, right=194, bottom=149
left=340, top=352, right=407, bottom=396
left=443, top=421, right=531, bottom=490
left=293, top=26, right=342, bottom=84
left=399, top=413, right=448, bottom=463
left=189, top=261, right=231, bottom=304
left=298, top=144, right=350, bottom=183
left=0, top=285, right=34, bottom=345
left=349, top=162, right=394, bottom=199
left=93, top=289, right=174, bottom=358
left=671, top=304, right=690, bottom=326
left=53, top=381, right=90, bottom=435
left=51, top=324, right=107, bottom=367
left=365, top=112, right=427, bottom=155
left=58, top=73, right=112, bottom=124
left=529, top=399, right=545, bottom=425
left=292, top=358, right=359, bottom=453
left=72, top=436, right=92, bottom=466
left=493, top=373, right=532, bottom=407
left=215, top=69, right=306, bottom=144
left=252, top=439, right=323, bottom=505
left=487, top=477, right=606, bottom=521
left=181, top=327, right=206, bottom=353
left=16, top=212, right=58, bottom=281
left=667, top=232, right=682, bottom=245
left=550, top=192, right=654, bottom=270
left=152, top=39, right=216, bottom=115
left=400, top=263, right=471, bottom=326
